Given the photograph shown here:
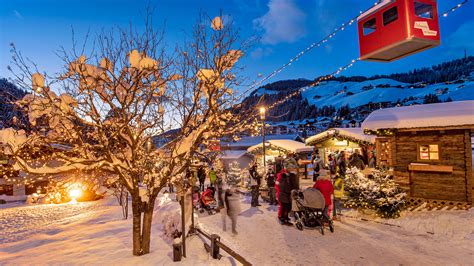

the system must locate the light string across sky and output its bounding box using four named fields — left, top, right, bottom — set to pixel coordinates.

left=238, top=0, right=470, bottom=125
